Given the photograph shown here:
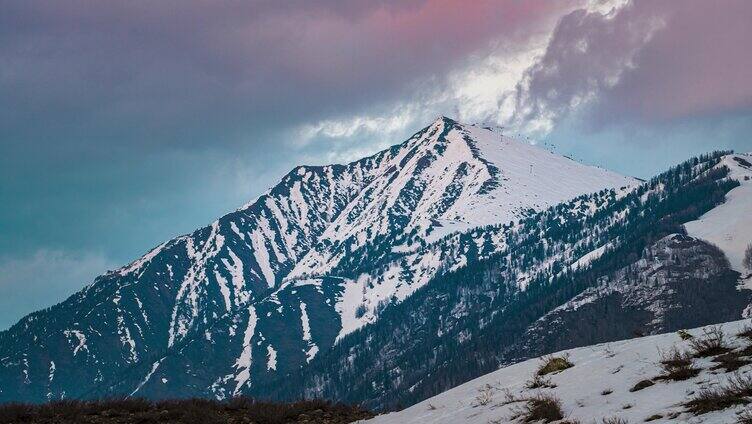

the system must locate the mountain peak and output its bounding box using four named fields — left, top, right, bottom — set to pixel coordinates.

left=0, top=115, right=638, bottom=404
left=429, top=115, right=460, bottom=129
